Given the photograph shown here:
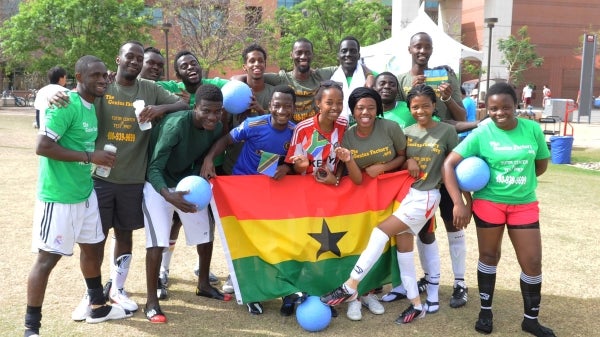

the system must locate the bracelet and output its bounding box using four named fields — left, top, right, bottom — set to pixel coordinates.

left=440, top=95, right=451, bottom=102
left=83, top=151, right=91, bottom=164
